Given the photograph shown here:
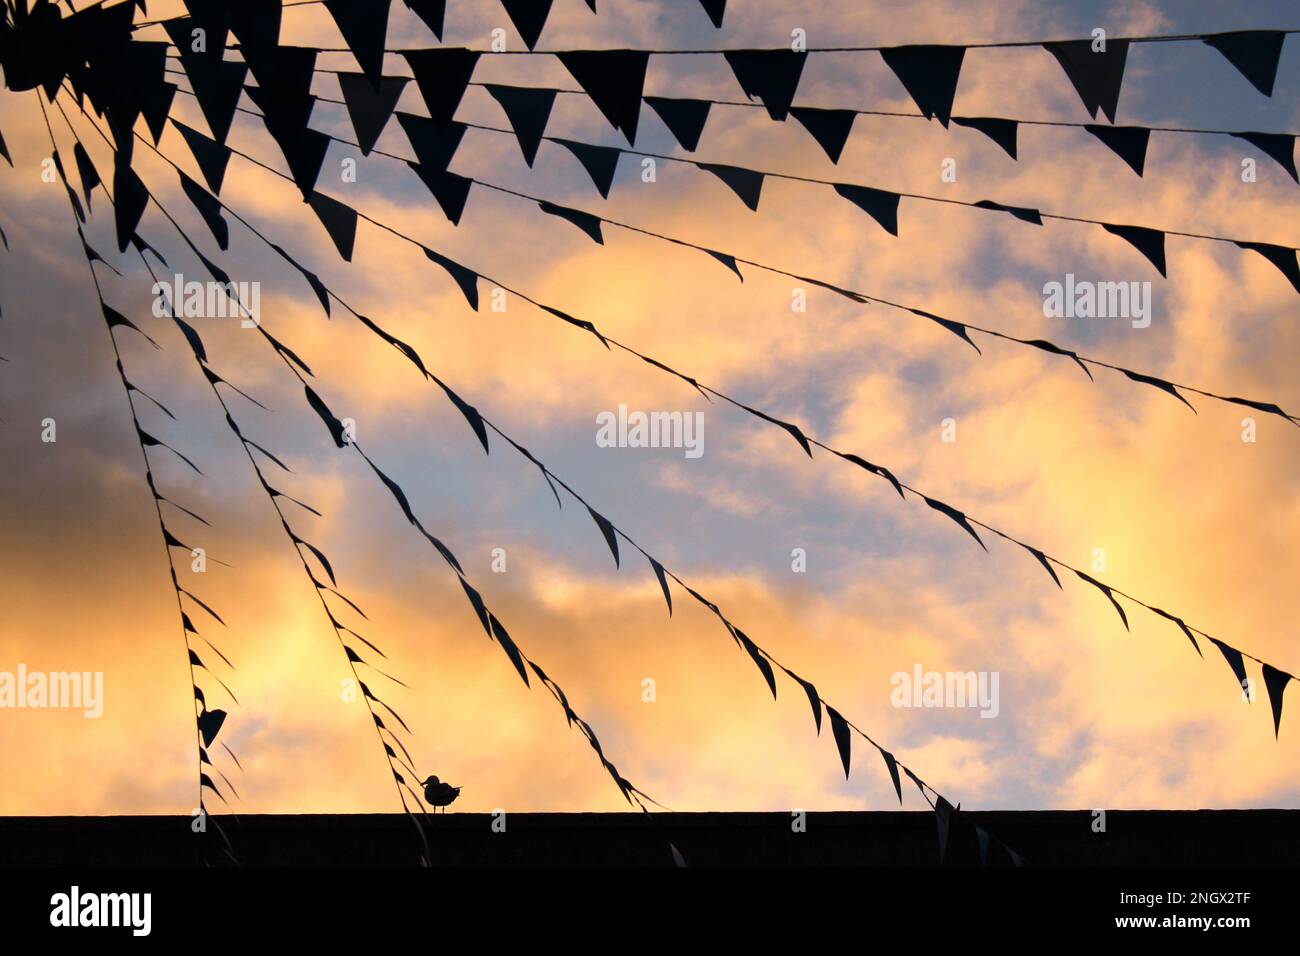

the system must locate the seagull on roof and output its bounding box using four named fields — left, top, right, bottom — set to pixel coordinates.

left=422, top=774, right=461, bottom=813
